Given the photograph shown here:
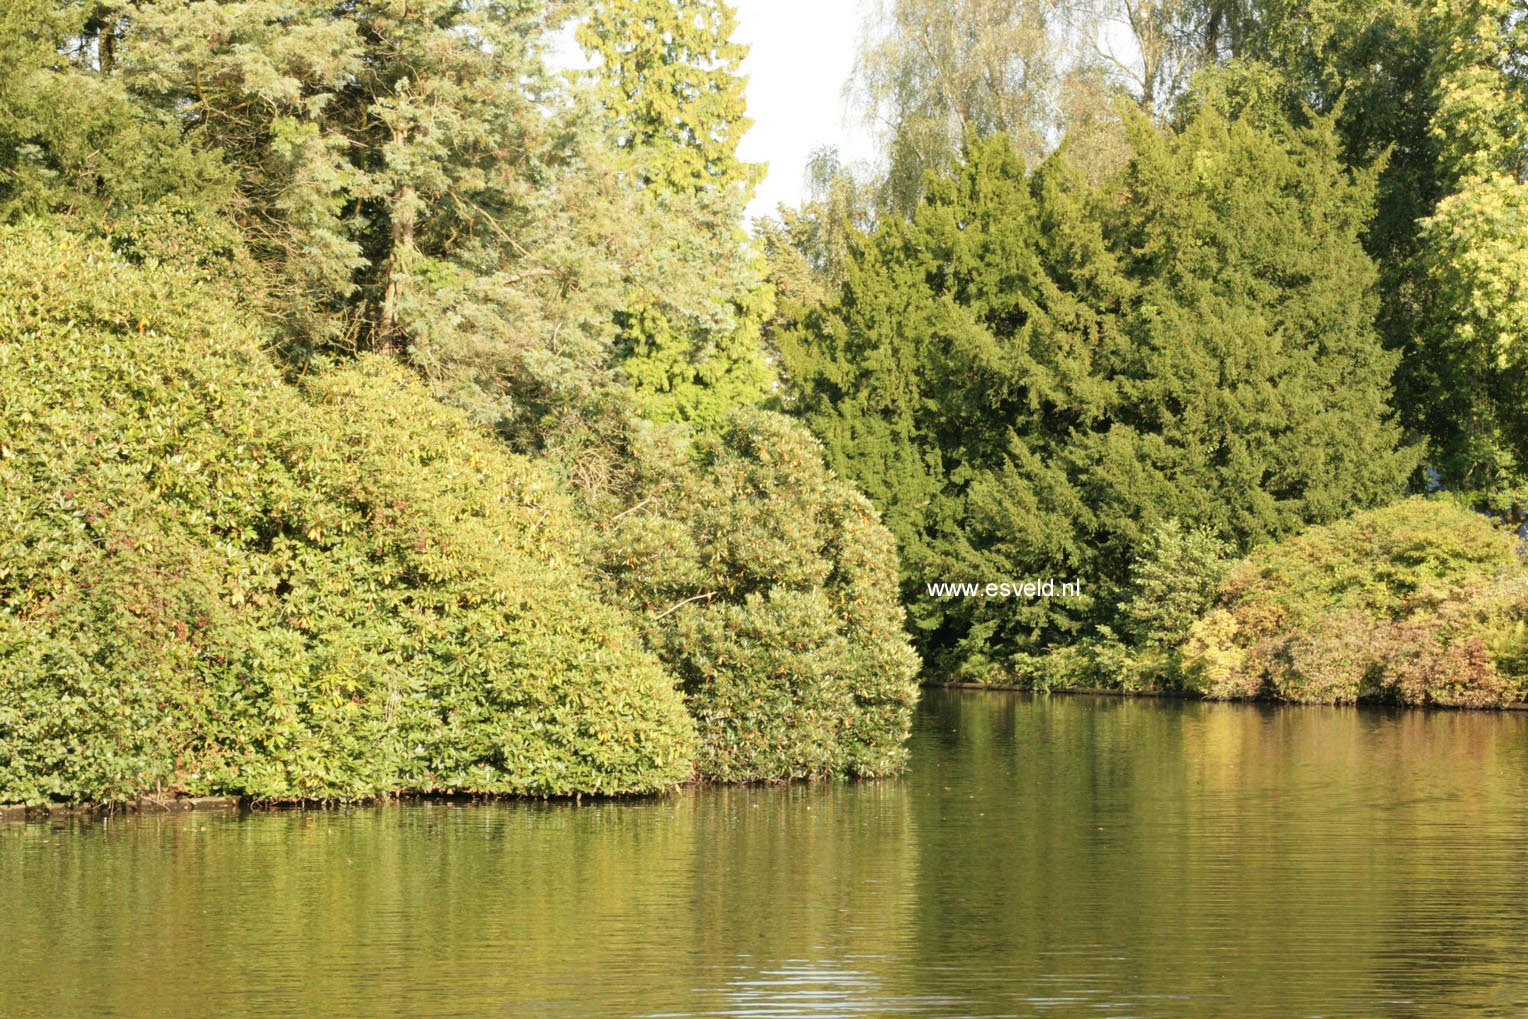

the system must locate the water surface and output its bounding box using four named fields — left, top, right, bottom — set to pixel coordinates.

left=6, top=690, right=1528, bottom=1017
